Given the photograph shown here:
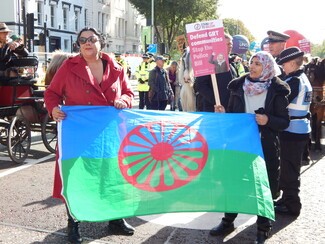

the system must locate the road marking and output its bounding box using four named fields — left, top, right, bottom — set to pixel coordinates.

left=139, top=212, right=256, bottom=230
left=0, top=154, right=55, bottom=178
